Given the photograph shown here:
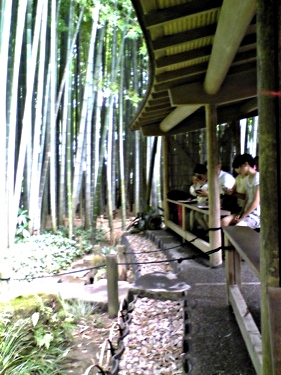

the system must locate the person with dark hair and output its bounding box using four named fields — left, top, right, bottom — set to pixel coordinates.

left=189, top=163, right=208, bottom=204
left=202, top=160, right=235, bottom=211
left=222, top=153, right=260, bottom=229
left=189, top=163, right=209, bottom=231
left=217, top=161, right=236, bottom=195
